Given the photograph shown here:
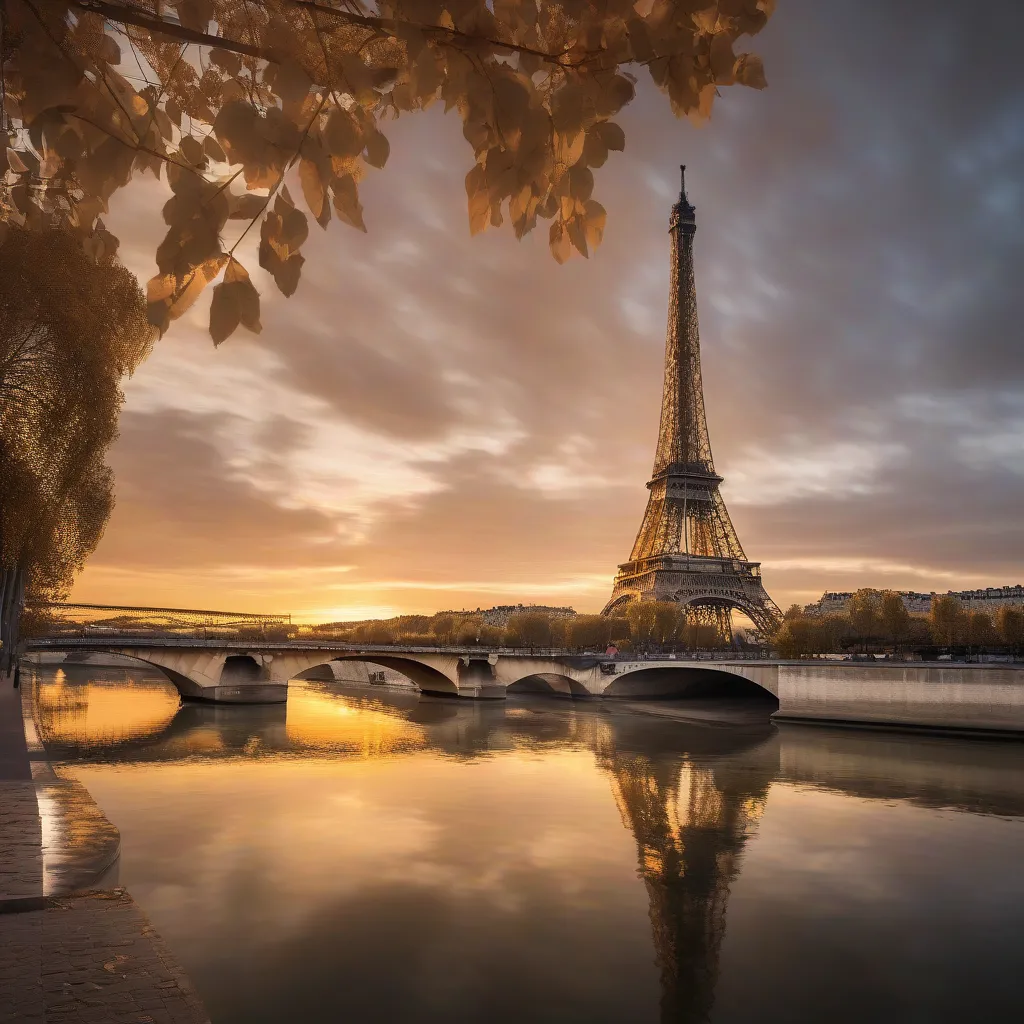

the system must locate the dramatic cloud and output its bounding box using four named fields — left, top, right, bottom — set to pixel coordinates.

left=74, top=0, right=1024, bottom=618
